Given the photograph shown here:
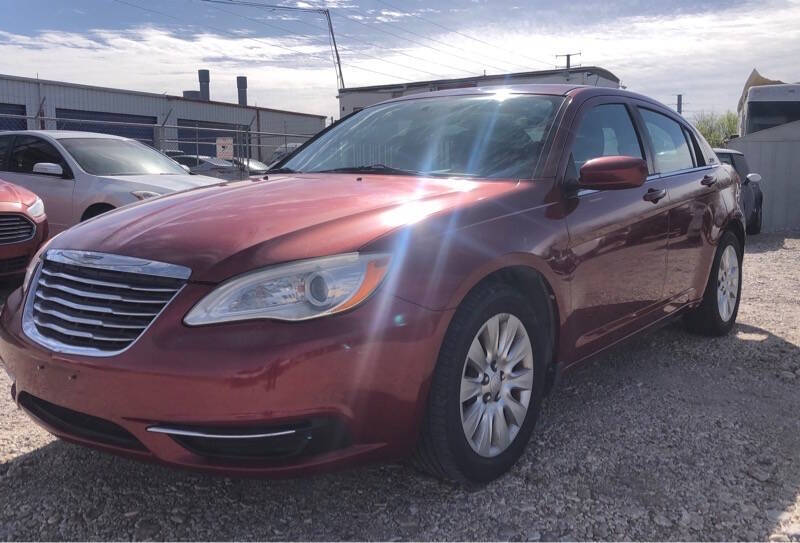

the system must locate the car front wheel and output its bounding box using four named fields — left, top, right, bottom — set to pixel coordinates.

left=414, top=282, right=549, bottom=483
